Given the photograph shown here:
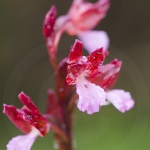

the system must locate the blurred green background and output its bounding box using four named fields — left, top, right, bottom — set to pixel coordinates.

left=0, top=0, right=150, bottom=149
